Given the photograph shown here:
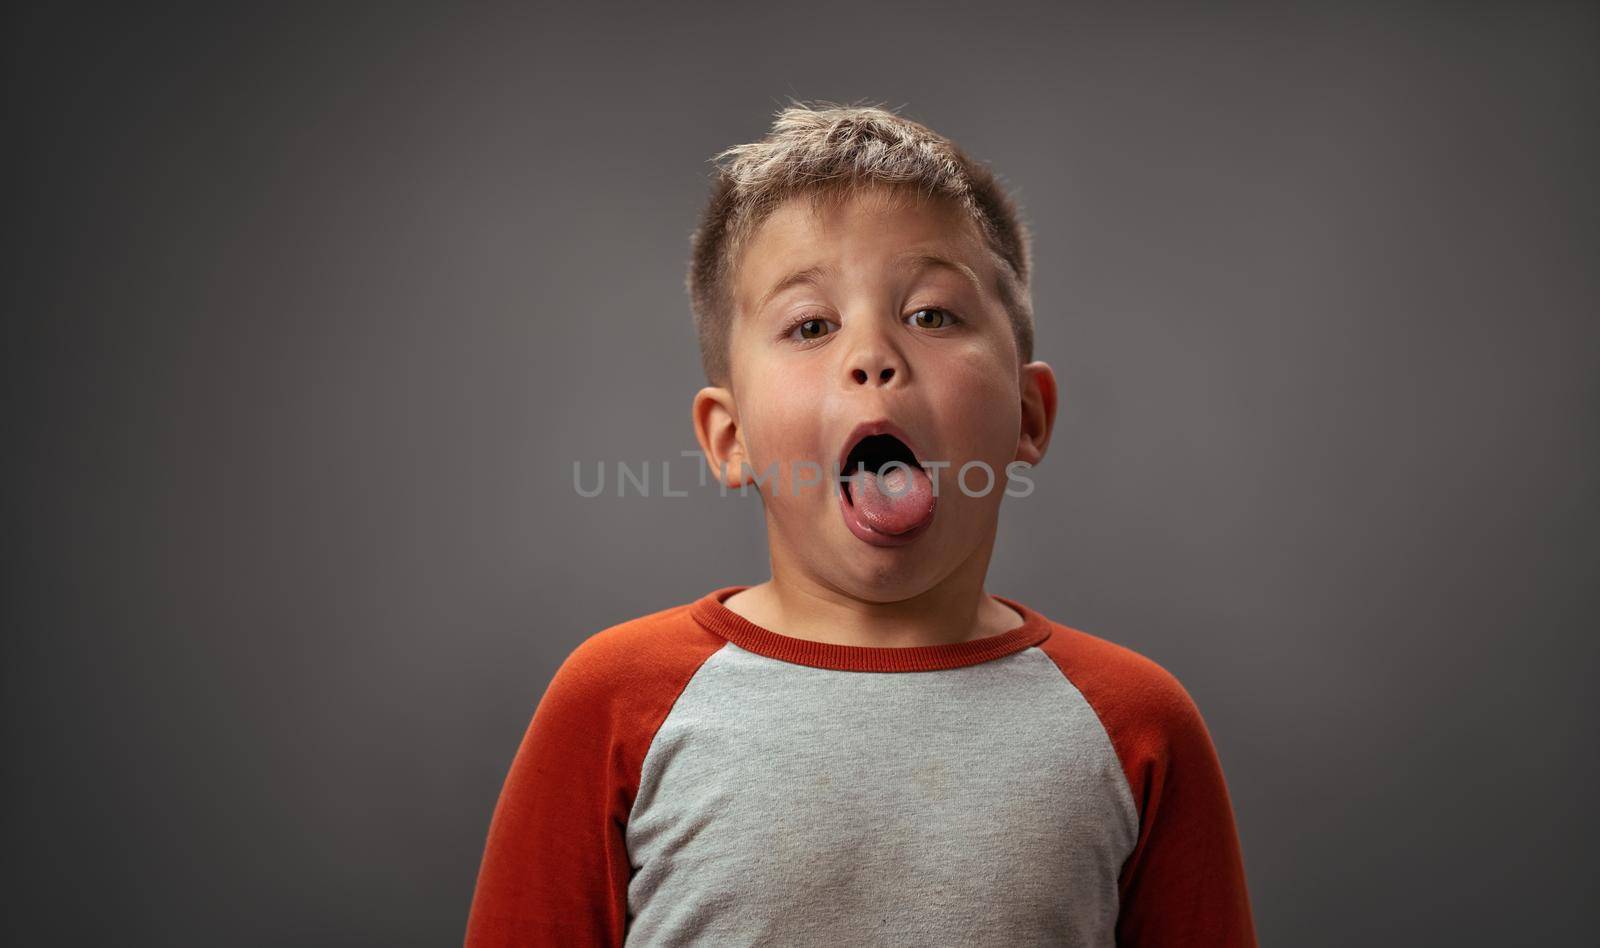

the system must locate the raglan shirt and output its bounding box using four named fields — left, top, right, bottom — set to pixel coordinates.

left=464, top=586, right=1257, bottom=947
